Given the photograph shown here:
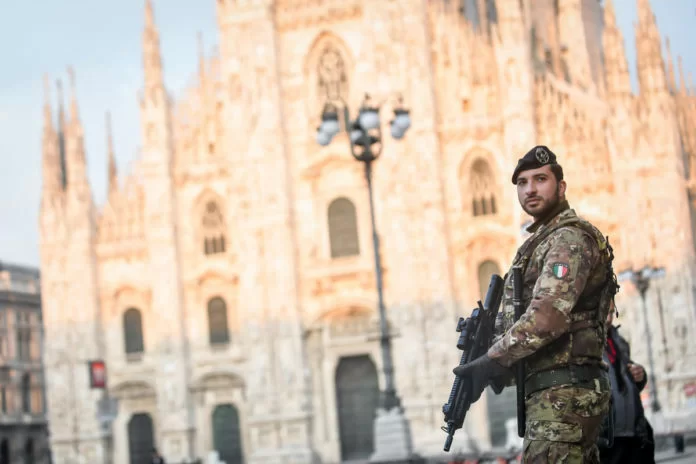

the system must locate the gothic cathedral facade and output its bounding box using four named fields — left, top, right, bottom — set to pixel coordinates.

left=38, top=1, right=696, bottom=463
